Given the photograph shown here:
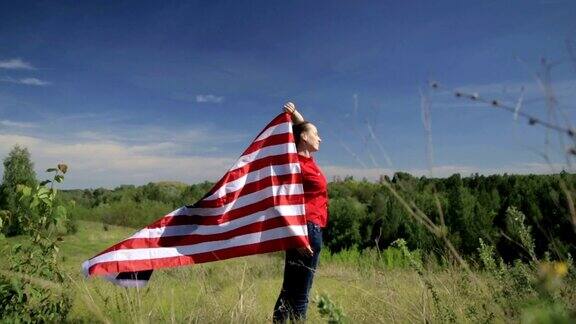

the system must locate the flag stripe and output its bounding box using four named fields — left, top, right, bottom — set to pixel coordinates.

left=252, top=121, right=291, bottom=143
left=199, top=167, right=301, bottom=206
left=242, top=133, right=293, bottom=157
left=87, top=225, right=307, bottom=273
left=252, top=113, right=290, bottom=142
left=94, top=204, right=305, bottom=258
left=244, top=126, right=293, bottom=156
left=231, top=143, right=297, bottom=171
left=201, top=163, right=301, bottom=202
left=200, top=153, right=300, bottom=200
left=180, top=183, right=303, bottom=217
left=88, top=235, right=307, bottom=276
left=135, top=205, right=305, bottom=239
left=148, top=194, right=305, bottom=228
left=97, top=215, right=306, bottom=253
